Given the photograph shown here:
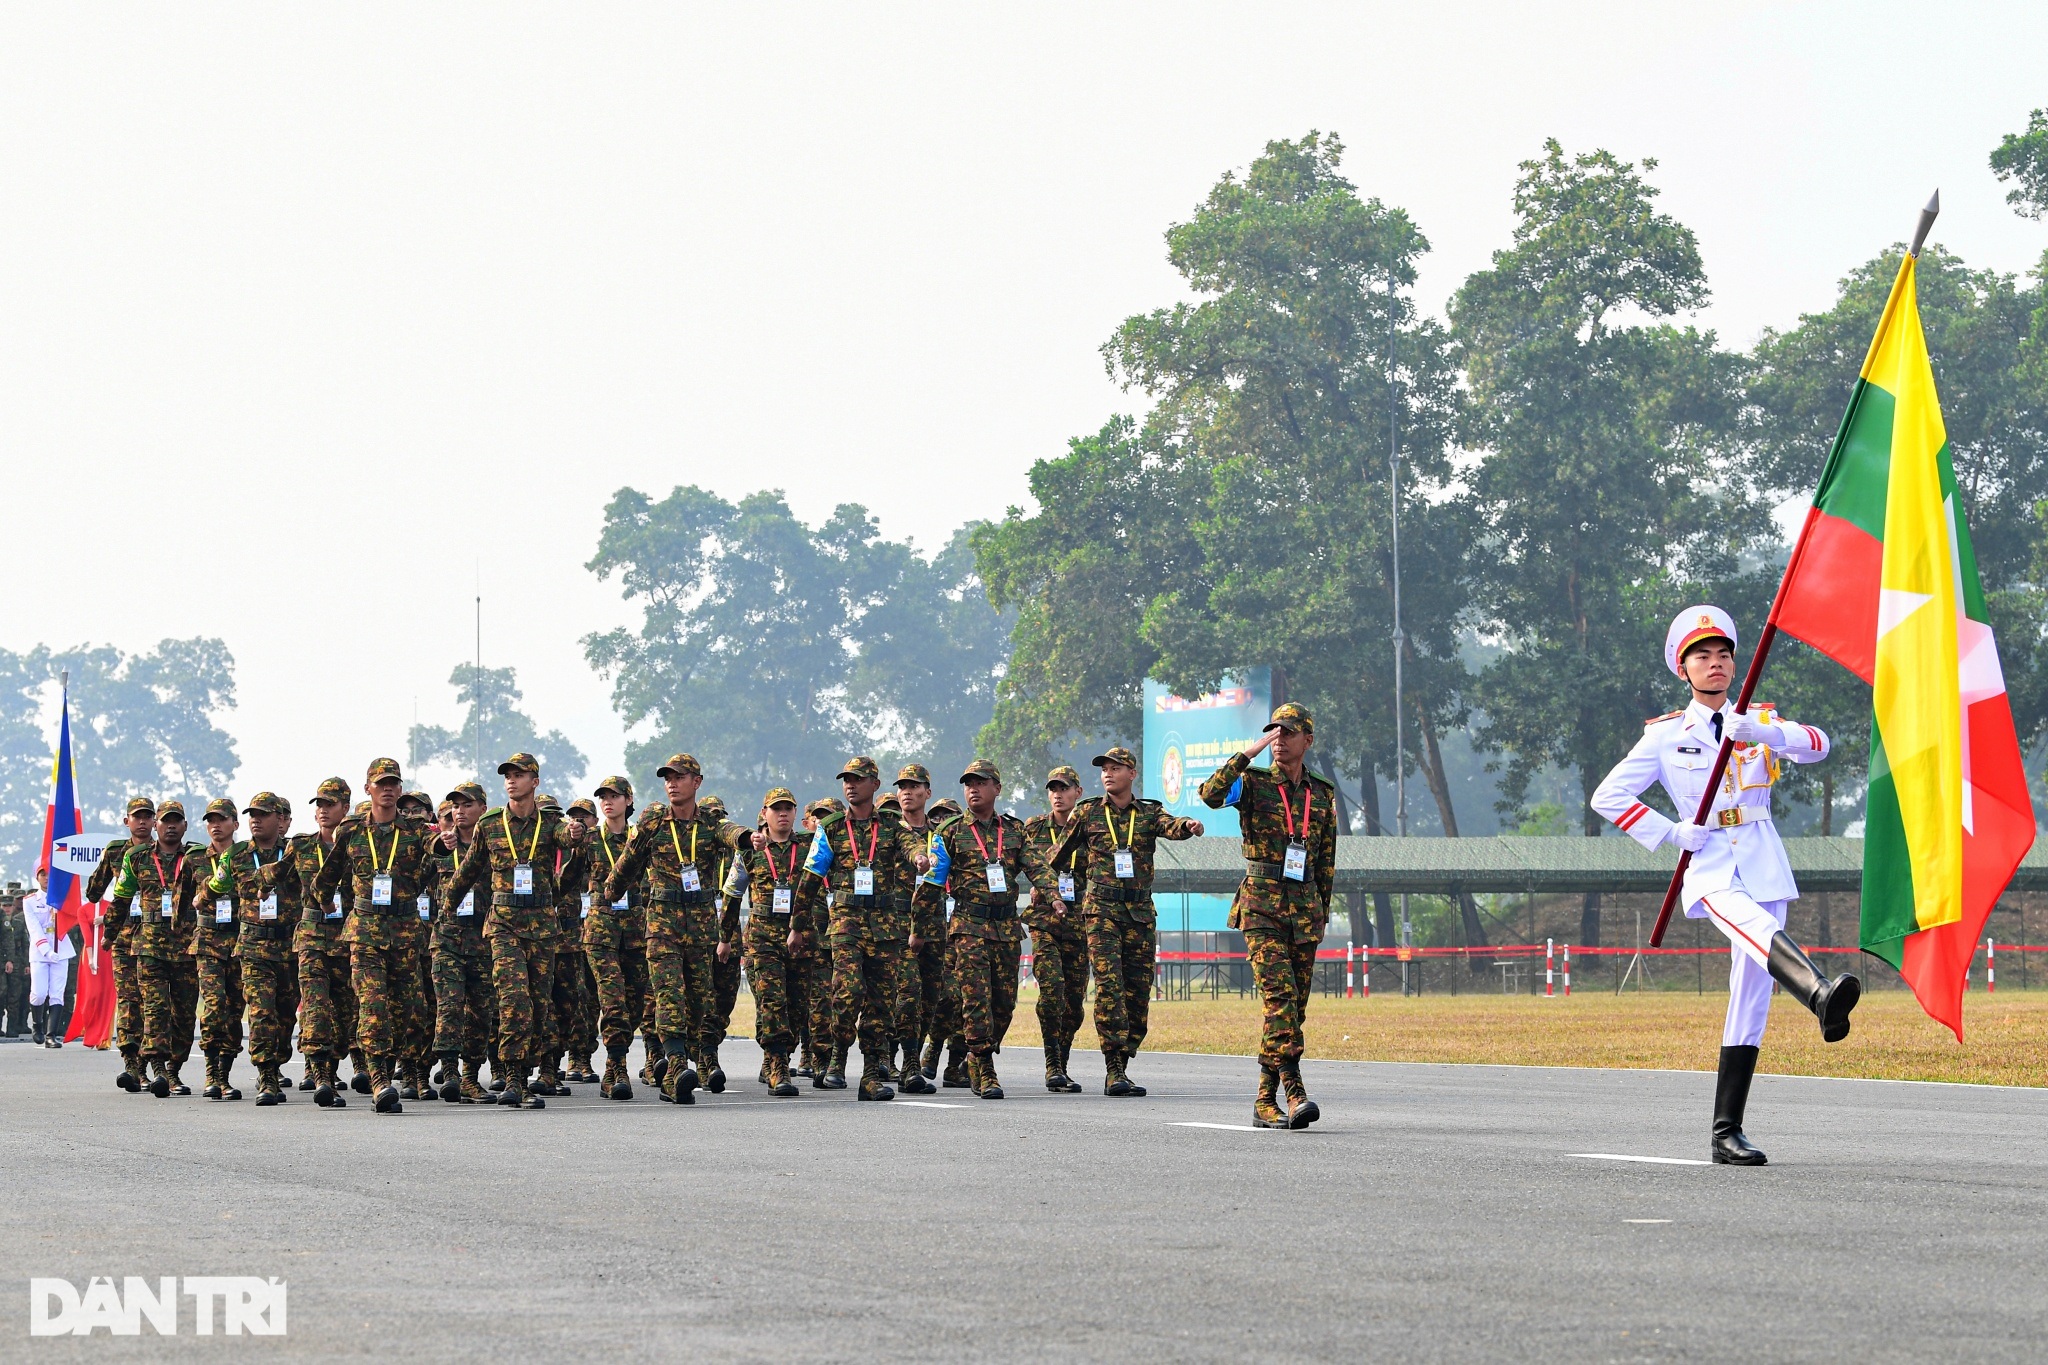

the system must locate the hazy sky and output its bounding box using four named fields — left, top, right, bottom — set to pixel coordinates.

left=3, top=3, right=2044, bottom=806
